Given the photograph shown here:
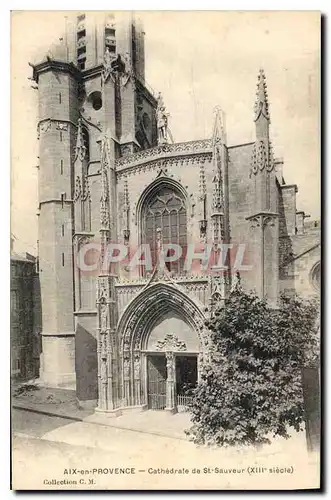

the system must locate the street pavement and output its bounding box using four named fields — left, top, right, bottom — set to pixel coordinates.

left=12, top=408, right=319, bottom=491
